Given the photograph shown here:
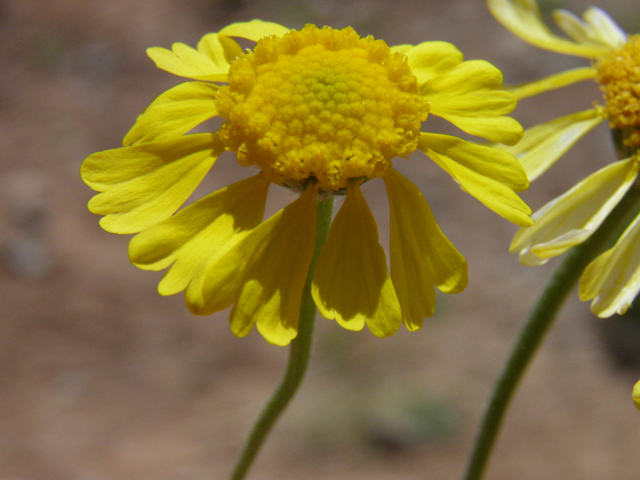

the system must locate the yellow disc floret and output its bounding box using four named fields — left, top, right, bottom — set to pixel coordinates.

left=215, top=25, right=430, bottom=191
left=596, top=35, right=640, bottom=149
